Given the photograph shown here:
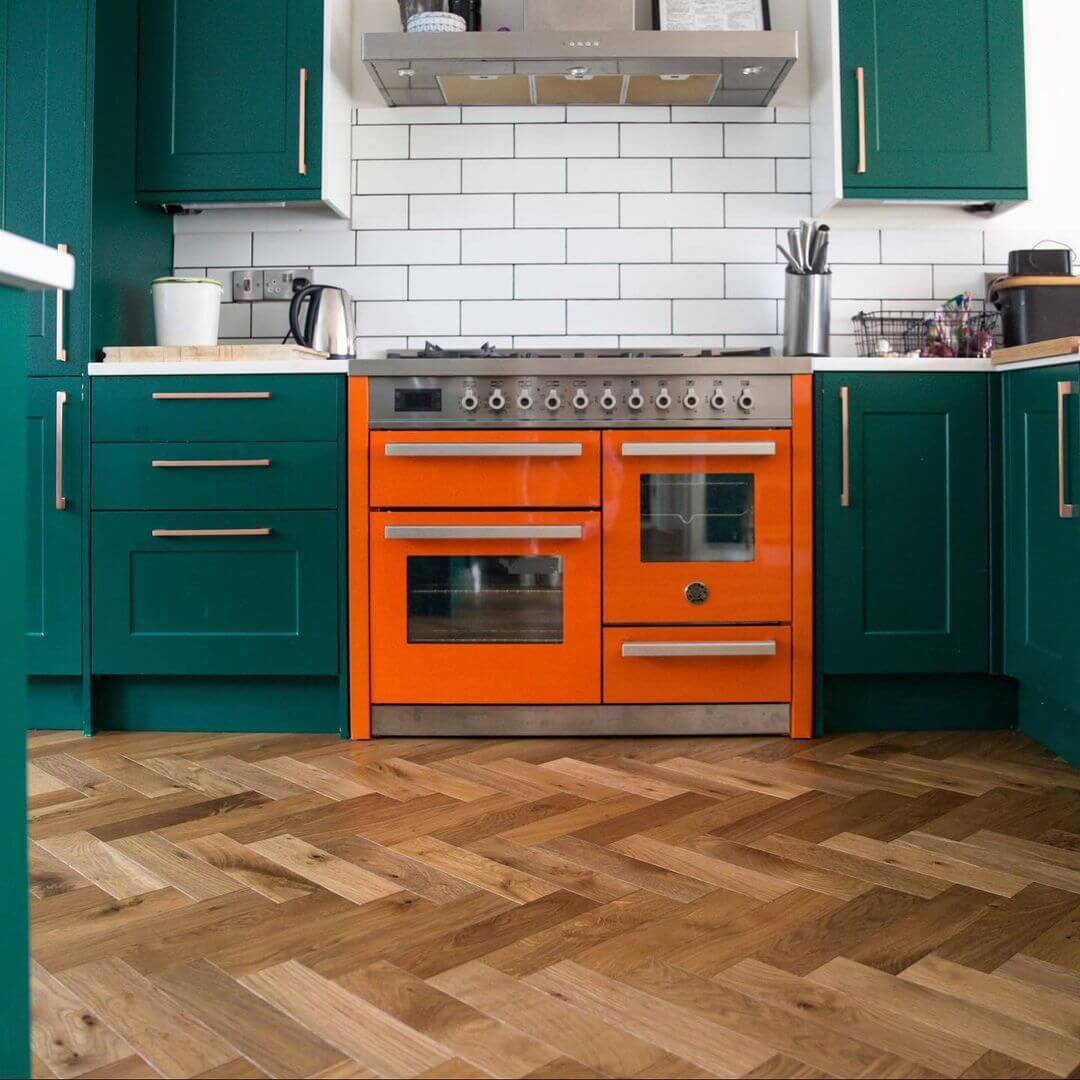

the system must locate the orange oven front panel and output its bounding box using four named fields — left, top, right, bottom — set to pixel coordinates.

left=370, top=430, right=601, bottom=508
left=369, top=509, right=601, bottom=704
left=603, top=428, right=793, bottom=625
